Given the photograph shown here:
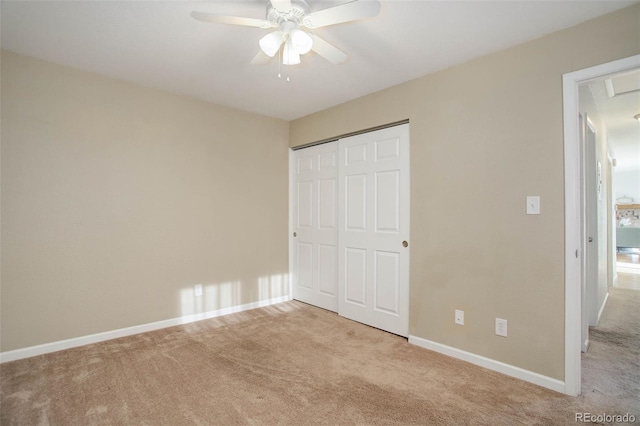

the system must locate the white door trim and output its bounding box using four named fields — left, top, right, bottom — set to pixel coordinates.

left=288, top=149, right=295, bottom=302
left=562, top=54, right=640, bottom=397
